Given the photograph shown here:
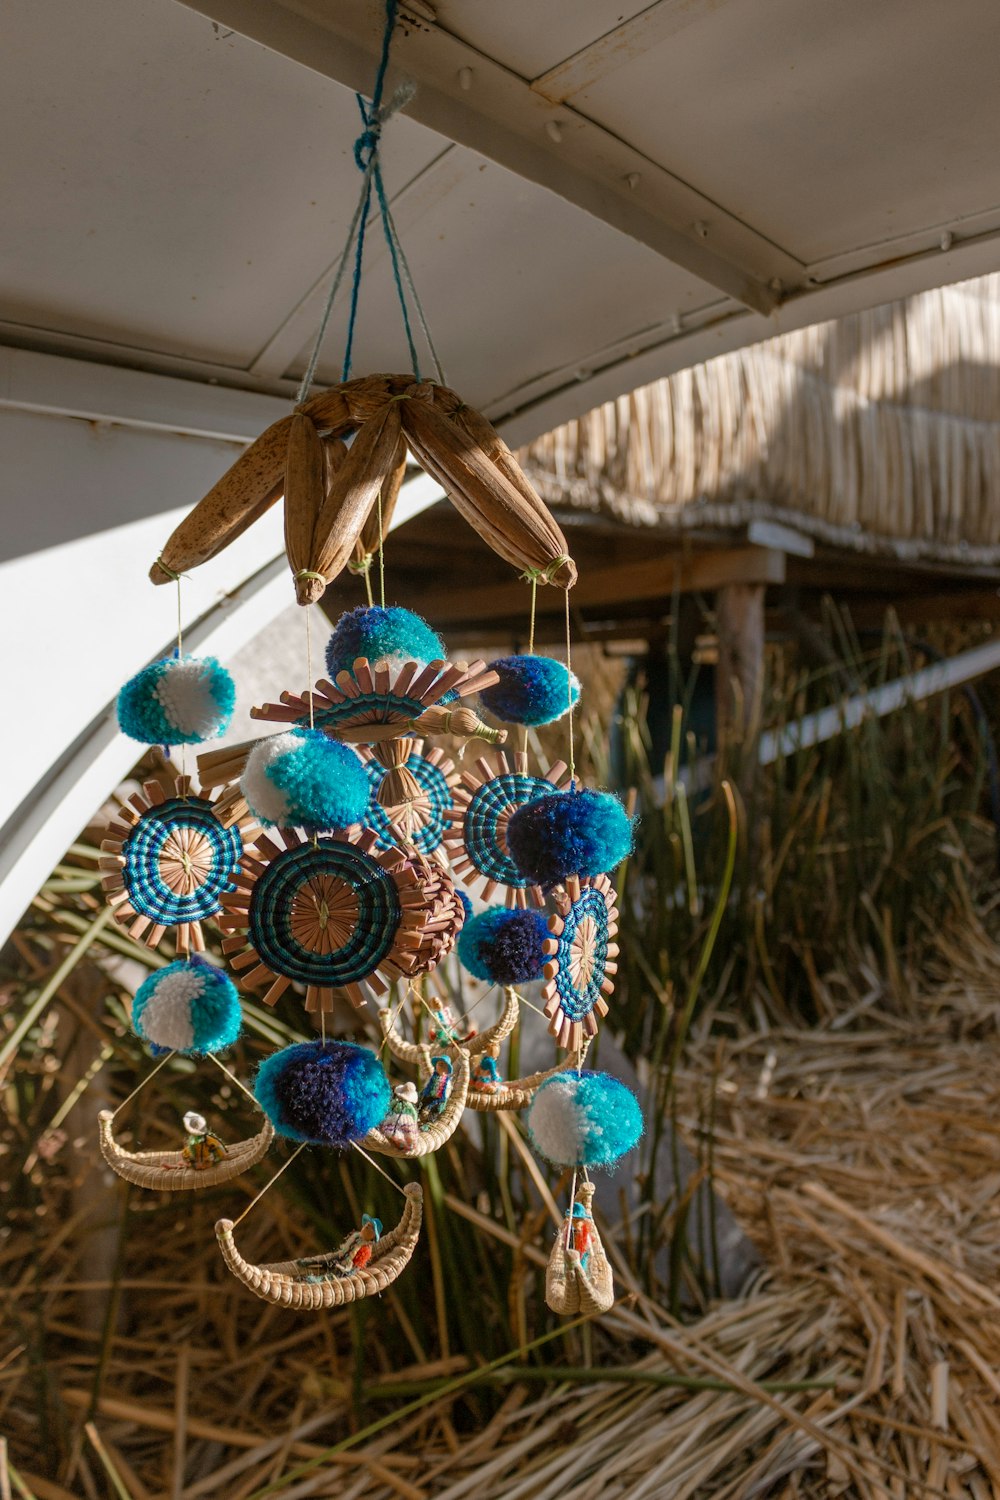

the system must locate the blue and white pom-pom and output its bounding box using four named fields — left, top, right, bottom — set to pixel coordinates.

left=241, top=728, right=370, bottom=833
left=326, top=605, right=446, bottom=678
left=527, top=1071, right=643, bottom=1169
left=507, top=788, right=634, bottom=885
left=457, top=905, right=550, bottom=986
left=117, top=655, right=235, bottom=746
left=131, top=958, right=241, bottom=1055
left=479, top=655, right=580, bottom=727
